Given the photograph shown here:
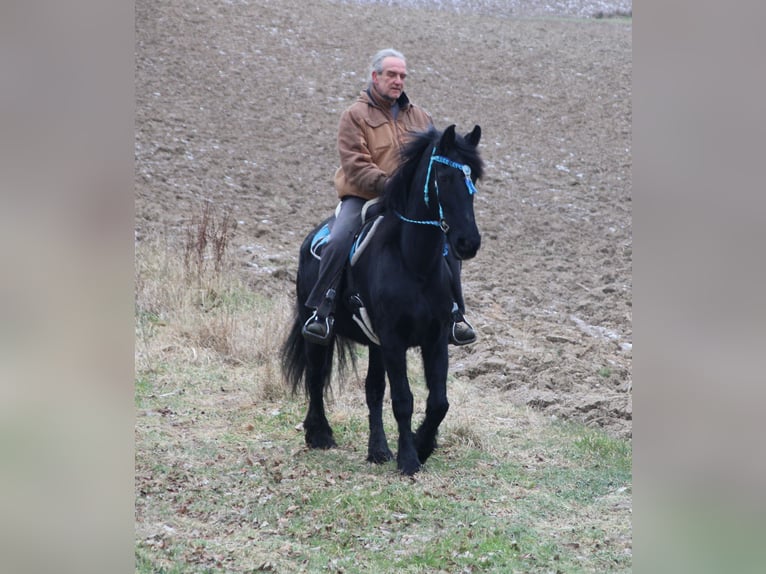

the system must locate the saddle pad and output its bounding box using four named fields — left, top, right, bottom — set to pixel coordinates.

left=309, top=223, right=331, bottom=260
